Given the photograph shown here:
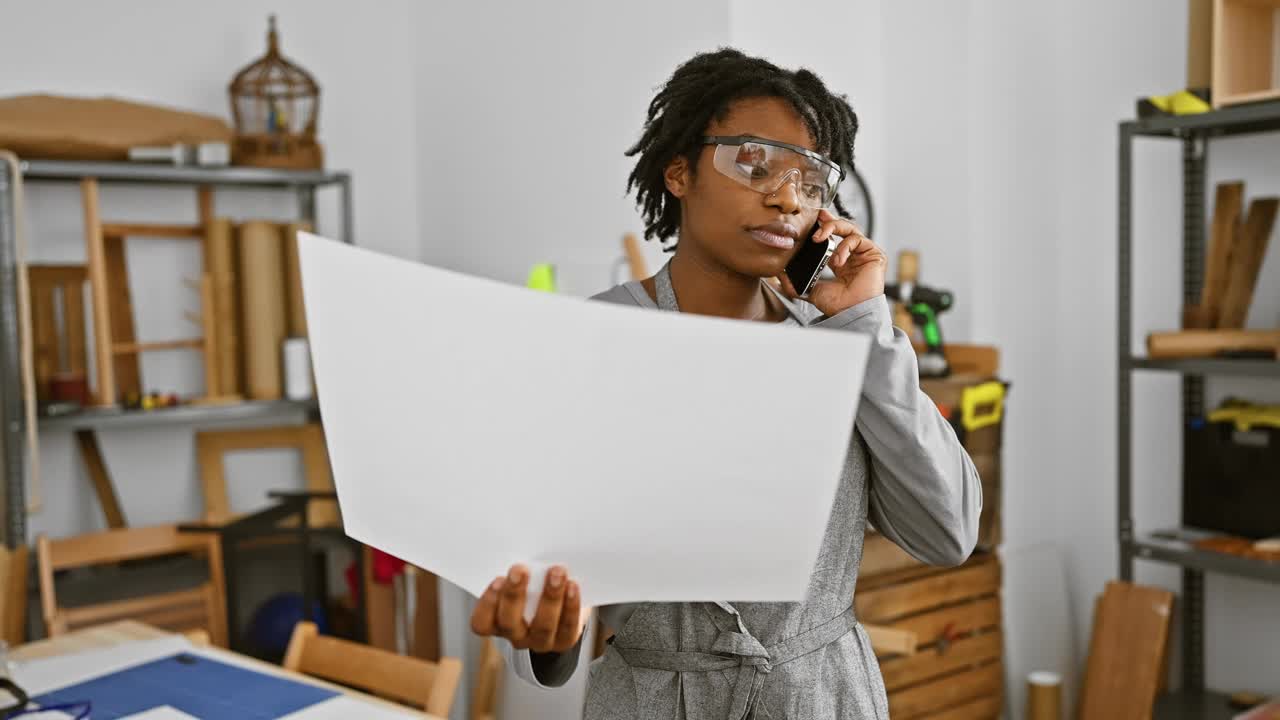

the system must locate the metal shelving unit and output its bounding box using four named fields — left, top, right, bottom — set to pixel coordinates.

left=0, top=159, right=354, bottom=549
left=1118, top=101, right=1280, bottom=718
